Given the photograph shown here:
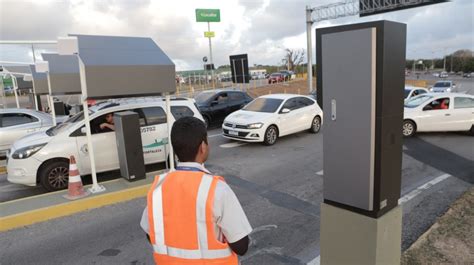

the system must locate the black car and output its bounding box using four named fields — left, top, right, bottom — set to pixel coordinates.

left=194, top=90, right=253, bottom=127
